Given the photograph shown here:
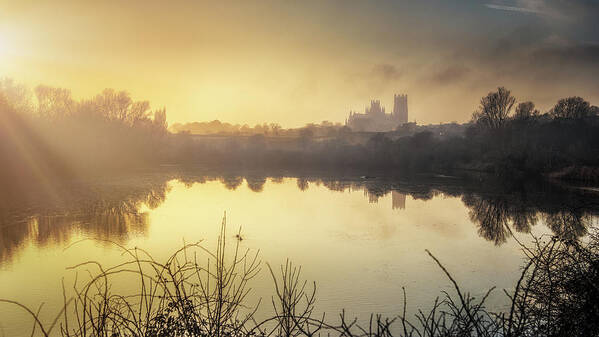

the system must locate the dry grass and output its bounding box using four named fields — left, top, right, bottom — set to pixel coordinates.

left=2, top=217, right=597, bottom=337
